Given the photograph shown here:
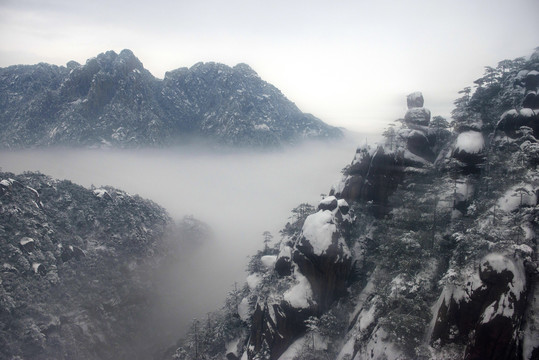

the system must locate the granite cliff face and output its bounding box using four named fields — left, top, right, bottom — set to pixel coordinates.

left=169, top=50, right=539, bottom=360
left=0, top=49, right=342, bottom=148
